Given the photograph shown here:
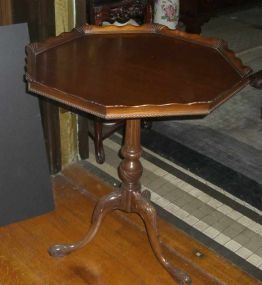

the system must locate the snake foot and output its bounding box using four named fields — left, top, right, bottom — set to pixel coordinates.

left=48, top=244, right=77, bottom=257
